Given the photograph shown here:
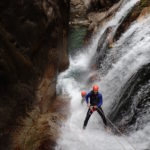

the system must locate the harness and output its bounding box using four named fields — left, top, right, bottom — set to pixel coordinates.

left=89, top=91, right=100, bottom=106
